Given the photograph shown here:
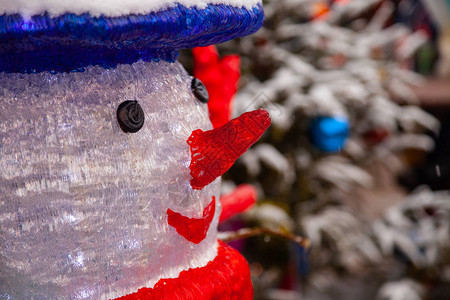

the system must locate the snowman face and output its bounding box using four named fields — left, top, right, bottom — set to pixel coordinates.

left=0, top=60, right=221, bottom=299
